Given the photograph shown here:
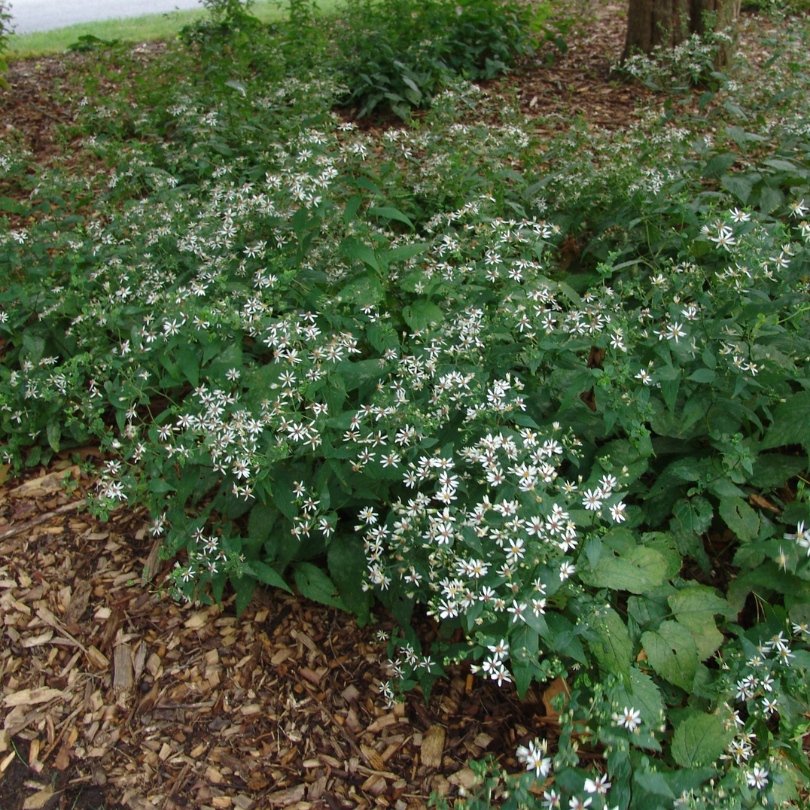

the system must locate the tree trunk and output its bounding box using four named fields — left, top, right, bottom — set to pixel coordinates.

left=623, top=0, right=740, bottom=66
